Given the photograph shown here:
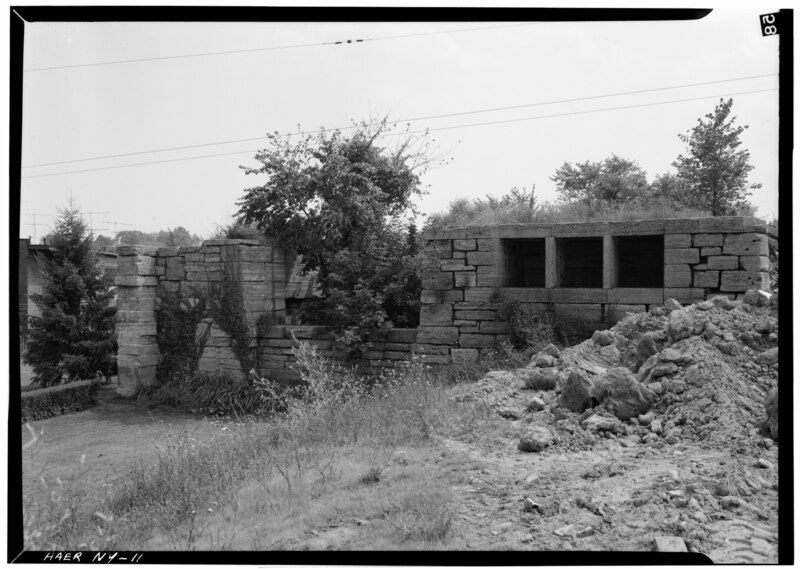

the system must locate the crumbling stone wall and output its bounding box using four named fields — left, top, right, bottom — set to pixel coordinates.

left=114, top=217, right=771, bottom=395
left=258, top=325, right=418, bottom=383
left=114, top=238, right=289, bottom=396
left=417, top=216, right=770, bottom=362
